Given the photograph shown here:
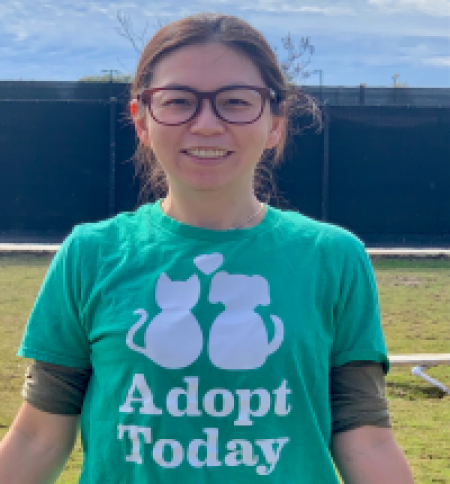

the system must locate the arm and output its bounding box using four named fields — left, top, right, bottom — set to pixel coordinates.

left=330, top=425, right=415, bottom=484
left=0, top=402, right=78, bottom=484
